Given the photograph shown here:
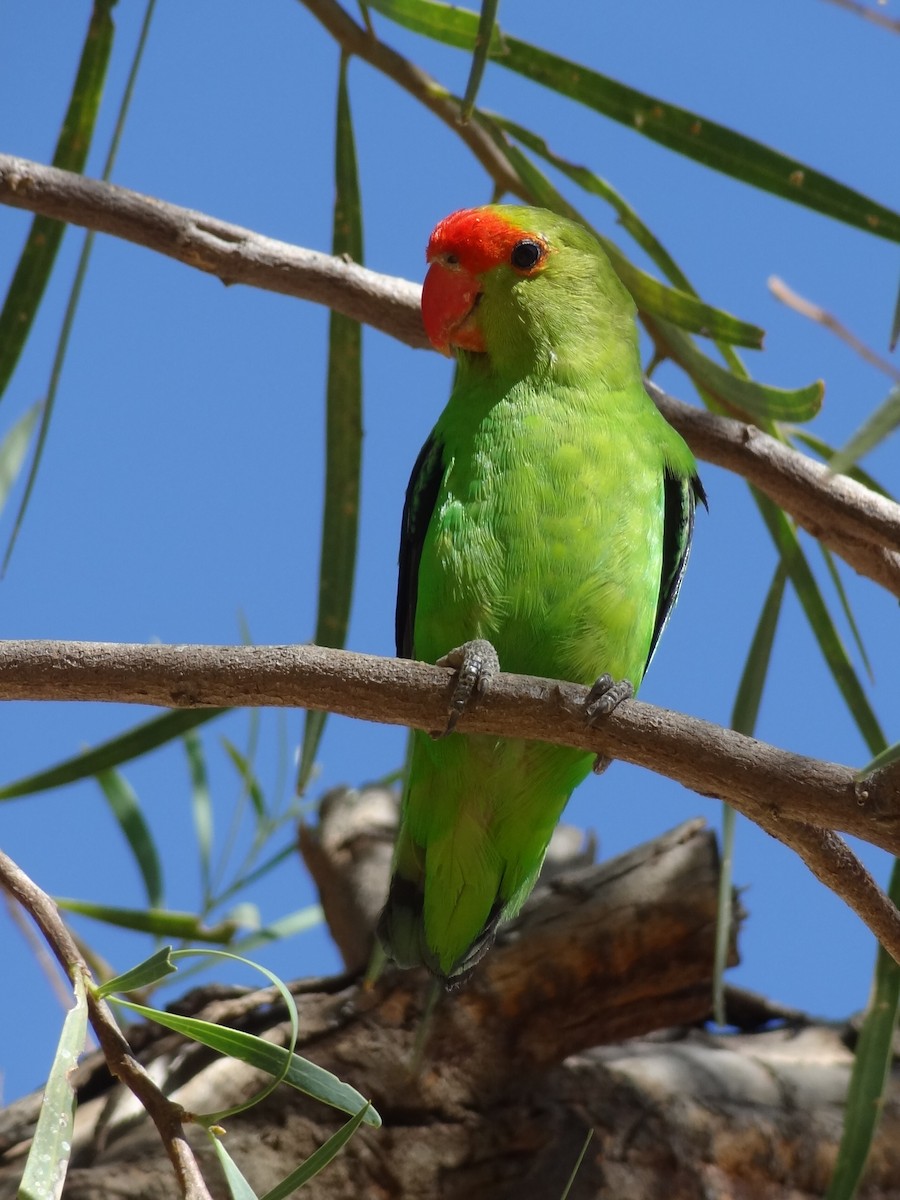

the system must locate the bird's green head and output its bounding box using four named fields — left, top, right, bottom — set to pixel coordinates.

left=422, top=204, right=640, bottom=384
